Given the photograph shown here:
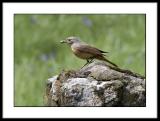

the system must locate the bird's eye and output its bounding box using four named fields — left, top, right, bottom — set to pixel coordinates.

left=68, top=39, right=71, bottom=41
